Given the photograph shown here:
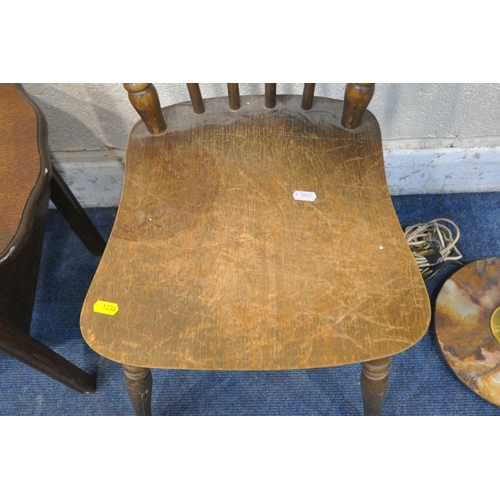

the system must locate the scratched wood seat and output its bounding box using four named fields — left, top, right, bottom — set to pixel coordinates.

left=0, top=83, right=105, bottom=394
left=80, top=83, right=431, bottom=415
